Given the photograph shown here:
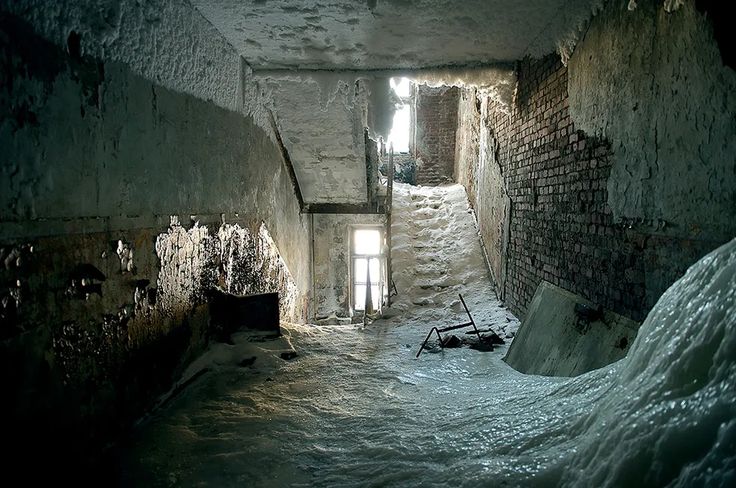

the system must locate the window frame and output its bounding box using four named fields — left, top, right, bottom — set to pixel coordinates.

left=349, top=225, right=386, bottom=314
